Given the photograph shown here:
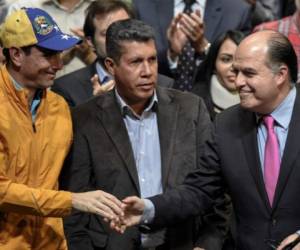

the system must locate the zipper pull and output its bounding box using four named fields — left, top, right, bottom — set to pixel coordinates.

left=32, top=123, right=36, bottom=133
